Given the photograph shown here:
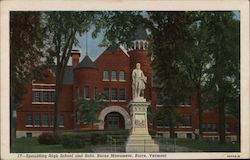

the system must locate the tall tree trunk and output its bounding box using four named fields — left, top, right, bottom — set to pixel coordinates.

left=197, top=84, right=203, bottom=140
left=218, top=94, right=226, bottom=143
left=169, top=119, right=175, bottom=138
